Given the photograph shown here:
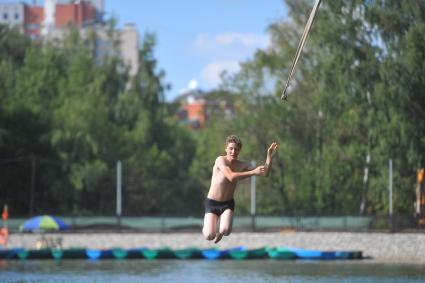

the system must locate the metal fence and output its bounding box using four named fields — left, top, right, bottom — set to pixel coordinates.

left=6, top=214, right=423, bottom=233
